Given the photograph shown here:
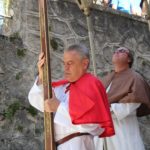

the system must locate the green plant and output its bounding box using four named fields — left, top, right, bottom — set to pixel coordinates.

left=15, top=72, right=22, bottom=80
left=1, top=125, right=5, bottom=129
left=142, top=60, right=146, bottom=66
left=98, top=72, right=107, bottom=78
left=49, top=25, right=52, bottom=31
left=17, top=48, right=27, bottom=57
left=9, top=32, right=20, bottom=42
left=50, top=39, right=58, bottom=50
left=35, top=128, right=41, bottom=134
left=26, top=105, right=38, bottom=117
left=16, top=125, right=23, bottom=132
left=4, top=101, right=21, bottom=120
